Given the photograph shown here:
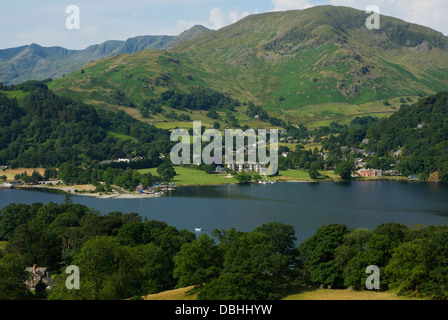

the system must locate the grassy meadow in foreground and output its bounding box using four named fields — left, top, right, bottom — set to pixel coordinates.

left=141, top=285, right=423, bottom=301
